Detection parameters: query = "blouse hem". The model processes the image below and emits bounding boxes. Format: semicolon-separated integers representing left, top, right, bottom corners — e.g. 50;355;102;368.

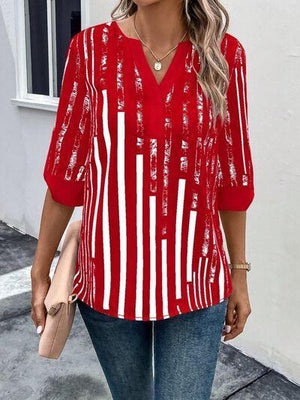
74;286;233;322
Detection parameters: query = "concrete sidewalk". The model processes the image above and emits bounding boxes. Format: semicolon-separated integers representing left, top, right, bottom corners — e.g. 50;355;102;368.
0;221;299;400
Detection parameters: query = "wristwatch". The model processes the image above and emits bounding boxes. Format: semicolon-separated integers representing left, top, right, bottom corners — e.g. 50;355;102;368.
228;262;251;271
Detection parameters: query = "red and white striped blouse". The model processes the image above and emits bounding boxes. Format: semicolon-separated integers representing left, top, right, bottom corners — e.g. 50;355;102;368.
43;20;255;321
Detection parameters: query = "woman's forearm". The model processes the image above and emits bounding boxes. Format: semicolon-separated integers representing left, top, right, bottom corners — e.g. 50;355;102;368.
218;210;247;264
219;210;252;342
31;189;74;278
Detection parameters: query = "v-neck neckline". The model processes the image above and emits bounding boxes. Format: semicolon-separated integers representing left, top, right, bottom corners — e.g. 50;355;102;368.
112;20;191;100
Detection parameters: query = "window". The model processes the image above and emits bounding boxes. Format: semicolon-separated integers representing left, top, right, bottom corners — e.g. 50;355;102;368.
13;0;89;111
25;0;81;97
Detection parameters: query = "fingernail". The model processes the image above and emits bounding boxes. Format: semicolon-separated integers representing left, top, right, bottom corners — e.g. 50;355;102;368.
36;325;43;334
223;324;231;334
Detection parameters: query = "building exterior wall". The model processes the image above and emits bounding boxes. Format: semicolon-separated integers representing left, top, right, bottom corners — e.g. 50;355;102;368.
0;0;299;384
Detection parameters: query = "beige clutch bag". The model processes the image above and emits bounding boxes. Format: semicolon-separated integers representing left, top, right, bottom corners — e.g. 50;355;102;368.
38;219;81;359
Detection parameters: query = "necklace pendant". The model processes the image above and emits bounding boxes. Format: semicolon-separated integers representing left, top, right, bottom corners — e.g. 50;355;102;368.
154;61;162;71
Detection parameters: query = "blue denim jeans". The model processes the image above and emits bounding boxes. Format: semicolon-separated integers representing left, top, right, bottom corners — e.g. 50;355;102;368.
77;298;228;400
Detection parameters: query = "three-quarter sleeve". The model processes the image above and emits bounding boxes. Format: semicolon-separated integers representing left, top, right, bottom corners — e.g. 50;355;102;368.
217;40;255;211
43;32;91;207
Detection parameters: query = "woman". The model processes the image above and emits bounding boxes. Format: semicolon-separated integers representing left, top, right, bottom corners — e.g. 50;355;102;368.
31;0;254;399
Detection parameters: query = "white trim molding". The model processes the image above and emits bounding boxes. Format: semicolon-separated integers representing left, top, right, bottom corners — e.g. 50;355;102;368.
81;0;91;29
11;96;59;112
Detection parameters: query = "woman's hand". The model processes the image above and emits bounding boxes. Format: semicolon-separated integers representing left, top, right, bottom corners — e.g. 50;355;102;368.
30;189;74;335
30;269;51;335
223;269;252;341
218;209;252;341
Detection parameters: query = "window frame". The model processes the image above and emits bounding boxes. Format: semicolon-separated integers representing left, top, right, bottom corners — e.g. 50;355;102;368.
11;0;90;112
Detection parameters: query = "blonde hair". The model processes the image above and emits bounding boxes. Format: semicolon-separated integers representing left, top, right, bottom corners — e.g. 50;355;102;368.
111;0;230;126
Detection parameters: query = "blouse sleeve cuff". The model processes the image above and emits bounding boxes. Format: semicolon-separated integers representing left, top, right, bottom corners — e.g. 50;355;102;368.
43;170;84;207
217;186;255;211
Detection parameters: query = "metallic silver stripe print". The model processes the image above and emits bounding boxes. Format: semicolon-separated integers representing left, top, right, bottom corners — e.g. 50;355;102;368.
235;67;247;175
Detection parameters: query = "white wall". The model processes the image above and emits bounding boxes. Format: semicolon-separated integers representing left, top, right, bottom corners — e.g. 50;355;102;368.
222;0;300;385
87;0;112;25
0;0;299;385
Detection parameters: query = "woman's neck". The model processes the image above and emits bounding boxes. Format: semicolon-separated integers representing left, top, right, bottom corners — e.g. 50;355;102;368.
131;2;188;51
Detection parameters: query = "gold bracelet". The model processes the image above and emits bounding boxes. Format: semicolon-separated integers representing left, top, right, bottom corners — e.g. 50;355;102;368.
229;262;251;271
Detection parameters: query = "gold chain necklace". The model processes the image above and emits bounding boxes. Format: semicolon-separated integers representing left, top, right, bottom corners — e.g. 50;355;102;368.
132;13;188;71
